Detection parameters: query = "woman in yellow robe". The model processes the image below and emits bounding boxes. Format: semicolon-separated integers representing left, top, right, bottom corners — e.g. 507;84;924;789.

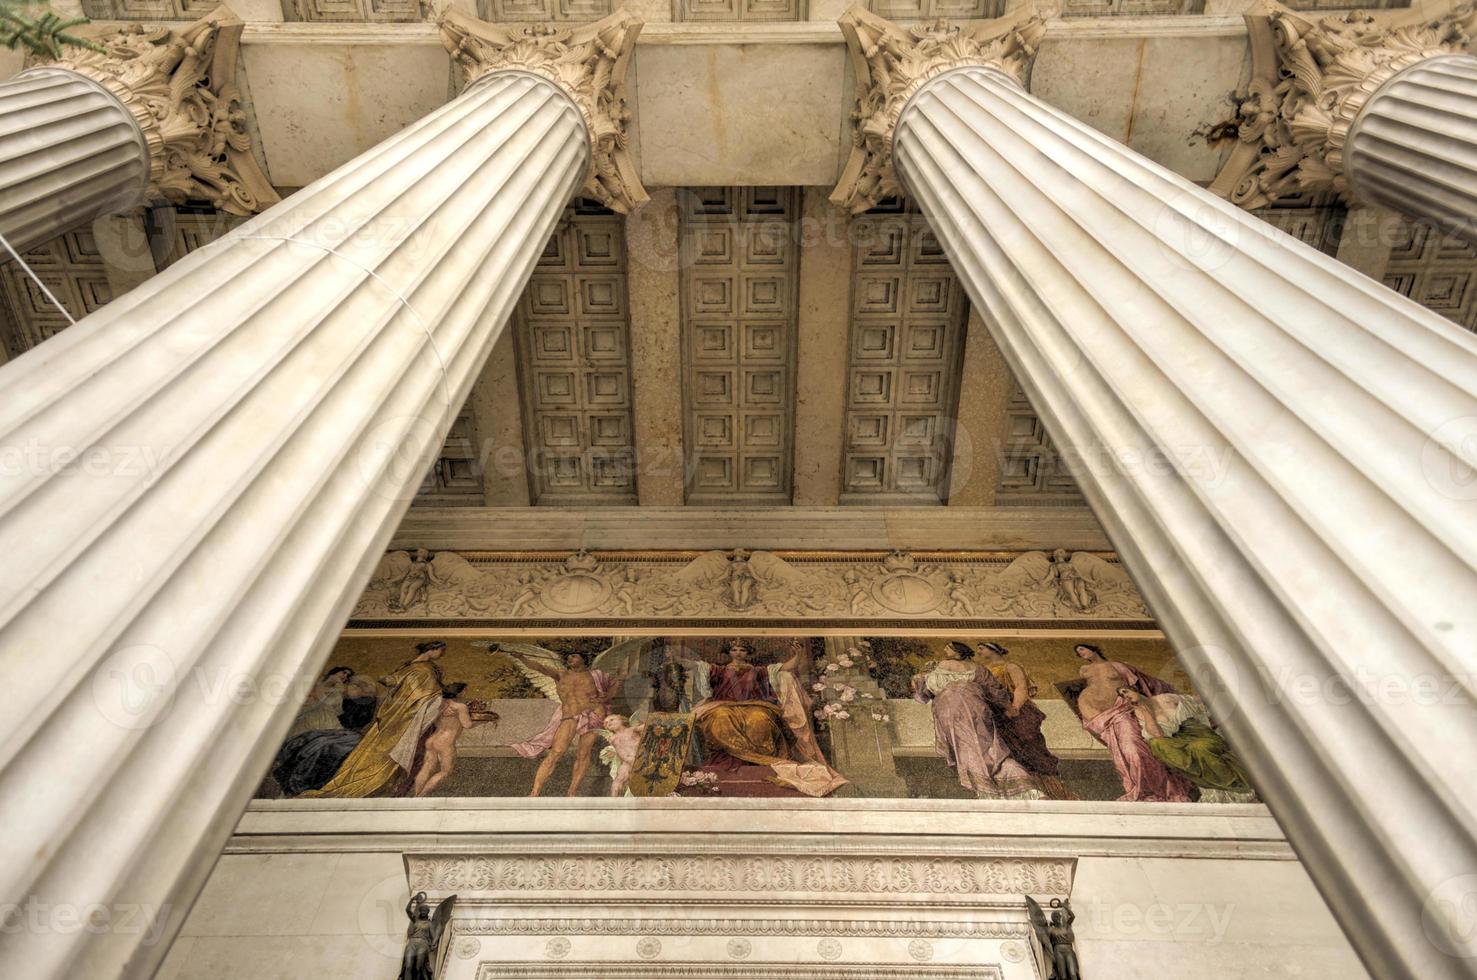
301;642;447;799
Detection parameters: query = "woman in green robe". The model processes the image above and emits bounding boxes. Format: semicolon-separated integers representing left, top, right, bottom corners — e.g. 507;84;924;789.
1116;687;1257;803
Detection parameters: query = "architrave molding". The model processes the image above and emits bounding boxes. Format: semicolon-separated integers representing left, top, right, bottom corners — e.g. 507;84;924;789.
440;7;649;214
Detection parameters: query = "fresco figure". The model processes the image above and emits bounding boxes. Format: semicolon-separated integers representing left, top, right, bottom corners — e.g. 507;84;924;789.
301;641;449;799
913;641;1046;800
599;714;646;797
1118;687;1257;803
1071;643;1192;802
502;639;644;796
412;683;498;797
288;666;352;737
974;641;1071;799
673;639;847;797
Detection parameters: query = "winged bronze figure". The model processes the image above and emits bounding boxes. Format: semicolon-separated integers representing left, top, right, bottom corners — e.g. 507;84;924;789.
399;891;456;980
1026;895;1080;979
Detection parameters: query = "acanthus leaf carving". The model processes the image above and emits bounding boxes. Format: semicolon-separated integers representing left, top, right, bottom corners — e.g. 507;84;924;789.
440;7;648;214
33;7;279;217
1210;0;1477;210
830;4;1048;214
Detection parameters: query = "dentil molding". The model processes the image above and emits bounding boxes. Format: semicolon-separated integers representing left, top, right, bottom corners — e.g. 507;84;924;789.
830;4;1048;214
440;7;648;214
407;852;1074;898
1209;0;1477;209
32;7;279;216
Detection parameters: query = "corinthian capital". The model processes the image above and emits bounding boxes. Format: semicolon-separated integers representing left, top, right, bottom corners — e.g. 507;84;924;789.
829;4;1048;214
440;8;648;214
1211;0;1477;209
35;7;279;216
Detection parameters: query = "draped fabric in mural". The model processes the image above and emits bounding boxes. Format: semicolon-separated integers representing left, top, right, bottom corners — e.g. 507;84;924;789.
261;635;1256;804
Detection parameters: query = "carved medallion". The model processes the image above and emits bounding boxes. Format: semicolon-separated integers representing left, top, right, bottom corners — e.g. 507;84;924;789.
636;937;662;959
544;936;571;959
455;937;482;960
908;938;934;962
727;938;752;960
816;938;843;960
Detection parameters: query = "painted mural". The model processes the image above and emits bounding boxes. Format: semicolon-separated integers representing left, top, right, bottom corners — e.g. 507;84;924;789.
259;635;1256;804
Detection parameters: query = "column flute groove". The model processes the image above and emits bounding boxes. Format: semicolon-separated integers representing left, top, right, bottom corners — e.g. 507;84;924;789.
0;10;646;980
832;7;1477;979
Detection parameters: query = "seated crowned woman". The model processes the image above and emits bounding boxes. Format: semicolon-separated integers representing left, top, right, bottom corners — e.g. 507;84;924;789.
673;639;847;798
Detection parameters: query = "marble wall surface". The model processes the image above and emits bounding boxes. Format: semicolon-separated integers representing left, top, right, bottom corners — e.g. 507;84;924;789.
155;801;1369;980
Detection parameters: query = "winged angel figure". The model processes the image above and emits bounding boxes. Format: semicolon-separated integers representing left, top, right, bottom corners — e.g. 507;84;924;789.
1026;895;1079;979
987;549;1148;618
399;892;455;980
475;638;650;796
644;549;841;615
354;549;501;618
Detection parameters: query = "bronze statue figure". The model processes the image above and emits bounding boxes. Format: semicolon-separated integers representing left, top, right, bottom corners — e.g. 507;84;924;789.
1027;895;1080;980
399;891;455;980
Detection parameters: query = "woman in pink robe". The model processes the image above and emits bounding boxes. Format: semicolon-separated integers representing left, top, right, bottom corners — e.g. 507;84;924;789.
1073;643;1192;802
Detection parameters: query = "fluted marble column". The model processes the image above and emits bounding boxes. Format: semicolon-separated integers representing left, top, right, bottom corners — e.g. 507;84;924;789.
0;8;277;253
833;8;1477;980
1212;1;1477;243
1346;55;1477;238
0;69;148;251
0;10;644;979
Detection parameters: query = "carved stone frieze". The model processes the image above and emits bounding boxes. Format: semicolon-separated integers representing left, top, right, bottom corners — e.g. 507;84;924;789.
476;967;1002;980
440;7;648;214
408;852;1073;897
1209;0;1477;209
33;9;279;216
348;547;1152;623
830;5;1047;213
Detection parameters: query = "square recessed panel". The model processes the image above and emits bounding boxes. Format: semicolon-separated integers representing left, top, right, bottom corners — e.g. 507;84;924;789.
691;276;734;314
575;224;621;267
744;413;782;447
693;227;734;264
543;451;583;488
900;369;944;405
743;369;784;405
583;324;626;361
696;414;734;448
908;276;953;314
589;413;629;446
741;275;786;315
694;455;734;489
694;369;735;405
532;325;574;360
897;414;937;446
743;222;790;267
742;323;783;361
693;325;734;361
846;456;886;489
577;275;625;317
895;455;934;488
858;276;902;314
535;370;578;405
854;324;896;360
535;230;570;269
904;323;949;360
585;370;628;406
540;414;581;447
848;414;889;448
527;278;571;315
591;451;634;488
851;370;893;405
742;455;781;489
858;222;907;266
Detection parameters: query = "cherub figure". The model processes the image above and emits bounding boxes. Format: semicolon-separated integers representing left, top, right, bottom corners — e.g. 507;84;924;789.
500;639;648;796
599;713;647;797
412;683;498;798
390;548;439;613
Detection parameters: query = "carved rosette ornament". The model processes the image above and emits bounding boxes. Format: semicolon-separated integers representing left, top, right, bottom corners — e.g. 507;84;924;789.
31;7;278;216
1210;0;1477;209
830;5;1047;214
440;8;648;214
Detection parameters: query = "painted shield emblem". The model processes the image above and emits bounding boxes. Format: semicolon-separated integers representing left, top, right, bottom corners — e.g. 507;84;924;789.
628;712;694;797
